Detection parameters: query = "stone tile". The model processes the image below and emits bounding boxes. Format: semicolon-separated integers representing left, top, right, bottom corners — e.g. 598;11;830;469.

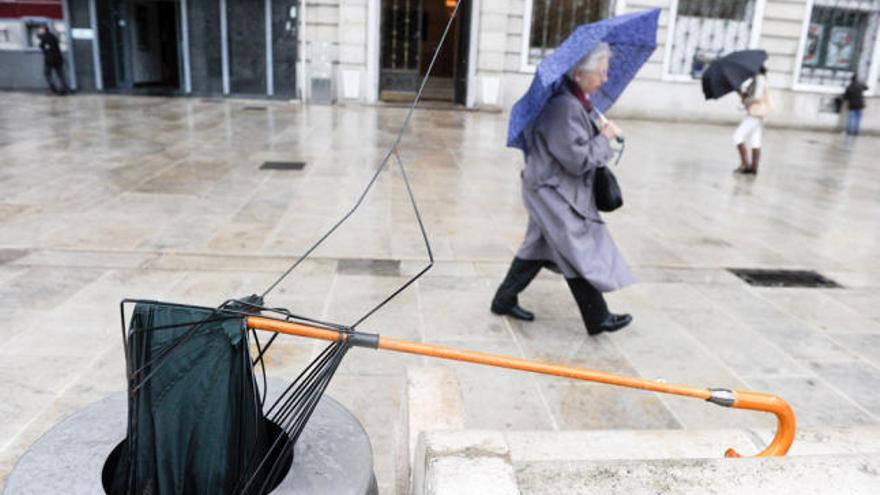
418;277;509;342
337;258;401;277
831;333;880;367
535;376;681;430
506;429;758;462
669;310;811;377
827;289;880;320
431;340;556;431
751;318;858;365
745;376;878;429
0;249;29;265
756;288;880;333
0;266;104;310
807;360;880;414
10;249;156;270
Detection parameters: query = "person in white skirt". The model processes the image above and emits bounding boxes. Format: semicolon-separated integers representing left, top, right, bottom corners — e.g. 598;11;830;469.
733;65;772;175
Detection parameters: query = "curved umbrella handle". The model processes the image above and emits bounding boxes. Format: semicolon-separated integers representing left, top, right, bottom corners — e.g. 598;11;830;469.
711;389;796;457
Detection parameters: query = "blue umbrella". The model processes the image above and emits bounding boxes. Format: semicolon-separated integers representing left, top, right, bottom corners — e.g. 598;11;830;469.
507;9;660;151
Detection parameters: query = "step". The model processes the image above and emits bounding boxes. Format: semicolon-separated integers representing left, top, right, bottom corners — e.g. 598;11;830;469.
411;429;880;495
516;454;880;494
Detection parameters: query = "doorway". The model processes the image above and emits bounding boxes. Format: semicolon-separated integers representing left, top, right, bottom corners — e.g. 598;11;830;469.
379;0;471;104
97;0;182;94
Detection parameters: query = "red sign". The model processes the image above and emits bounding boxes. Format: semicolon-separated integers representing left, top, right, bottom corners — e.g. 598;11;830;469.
0;1;64;20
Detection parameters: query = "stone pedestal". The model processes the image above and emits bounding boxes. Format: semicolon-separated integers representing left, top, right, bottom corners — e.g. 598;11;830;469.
4;392;377;495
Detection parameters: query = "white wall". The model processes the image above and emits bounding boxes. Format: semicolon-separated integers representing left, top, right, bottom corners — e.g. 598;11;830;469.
304;0;879;132
485;0;879;131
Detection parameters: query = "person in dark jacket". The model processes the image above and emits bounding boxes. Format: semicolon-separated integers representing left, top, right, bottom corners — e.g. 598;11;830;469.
843;75;867;136
490;43;634;337
37;25;69;95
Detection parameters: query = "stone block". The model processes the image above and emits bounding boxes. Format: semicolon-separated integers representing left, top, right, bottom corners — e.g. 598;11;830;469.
761;18;804;39
759;35;801;56
506;16;523;38
504;53;521;72
480;12;508;33
515;454;880;494
506;34;522;54
340;24;366;45
425;457;518;495
764;1;808;22
482;0;511;15
407;365;465;464
478;52;505;72
310;25;337;43
340;43;366;65
311;4;340;24
506;429;760;462
479;32;507;53
412;430;516;495
340;4;367;24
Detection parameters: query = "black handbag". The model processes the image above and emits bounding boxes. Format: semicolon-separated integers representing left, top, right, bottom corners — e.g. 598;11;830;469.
594;165;623;212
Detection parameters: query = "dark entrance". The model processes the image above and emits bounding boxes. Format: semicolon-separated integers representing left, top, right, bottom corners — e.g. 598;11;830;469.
225;0;299;97
379;0;471;104
96;0;182;94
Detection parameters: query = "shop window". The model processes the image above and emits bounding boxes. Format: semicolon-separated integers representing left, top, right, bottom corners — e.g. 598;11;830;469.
666;0;759;78
798;0;880;87
522;0;616;67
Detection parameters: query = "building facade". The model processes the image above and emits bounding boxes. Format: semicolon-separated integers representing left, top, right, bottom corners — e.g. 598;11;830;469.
1;0;878;131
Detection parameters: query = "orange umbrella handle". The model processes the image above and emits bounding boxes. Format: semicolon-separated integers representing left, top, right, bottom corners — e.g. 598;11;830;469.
247;316;795;457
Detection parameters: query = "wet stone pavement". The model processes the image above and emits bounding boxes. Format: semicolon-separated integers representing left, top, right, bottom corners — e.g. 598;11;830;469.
1;92;879;493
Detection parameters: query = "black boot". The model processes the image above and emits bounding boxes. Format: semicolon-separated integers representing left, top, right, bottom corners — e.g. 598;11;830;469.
565;278;631;335
491;258;543;321
592;313;633;334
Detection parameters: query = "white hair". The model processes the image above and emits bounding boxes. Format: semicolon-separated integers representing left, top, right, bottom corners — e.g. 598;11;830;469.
568;43;612;79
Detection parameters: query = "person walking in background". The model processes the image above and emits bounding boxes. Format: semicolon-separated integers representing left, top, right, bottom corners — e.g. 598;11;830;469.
733;65;771;175
843;75;867;136
37;24;69;95
491;43;634;337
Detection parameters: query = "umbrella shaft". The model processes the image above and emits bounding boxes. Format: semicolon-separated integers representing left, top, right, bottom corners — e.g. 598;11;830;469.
246;316;709;399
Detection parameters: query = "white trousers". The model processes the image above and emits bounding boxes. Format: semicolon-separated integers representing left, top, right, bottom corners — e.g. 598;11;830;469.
733;116;763;148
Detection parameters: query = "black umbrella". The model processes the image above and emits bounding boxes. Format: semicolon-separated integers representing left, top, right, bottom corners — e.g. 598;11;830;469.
701;49;767;100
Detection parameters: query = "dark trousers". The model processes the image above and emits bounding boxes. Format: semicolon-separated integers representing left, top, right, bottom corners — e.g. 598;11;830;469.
492;257;609;331
44;63;69;95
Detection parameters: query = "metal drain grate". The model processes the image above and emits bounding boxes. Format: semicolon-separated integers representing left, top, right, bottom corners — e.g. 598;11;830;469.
244;106;267;111
337;259;401;277
260;161;306;171
728;268;842;288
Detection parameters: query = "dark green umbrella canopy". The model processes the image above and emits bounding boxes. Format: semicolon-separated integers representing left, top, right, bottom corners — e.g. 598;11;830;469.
103;302;295;494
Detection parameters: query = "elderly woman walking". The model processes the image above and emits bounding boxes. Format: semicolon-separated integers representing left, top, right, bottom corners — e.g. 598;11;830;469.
491;43;635;336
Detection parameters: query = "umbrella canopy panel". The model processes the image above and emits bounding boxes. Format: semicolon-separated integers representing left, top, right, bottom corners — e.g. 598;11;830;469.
104;302;285;495
701;49;767;100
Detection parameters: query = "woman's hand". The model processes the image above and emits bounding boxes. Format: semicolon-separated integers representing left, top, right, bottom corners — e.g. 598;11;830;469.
601;120;622;140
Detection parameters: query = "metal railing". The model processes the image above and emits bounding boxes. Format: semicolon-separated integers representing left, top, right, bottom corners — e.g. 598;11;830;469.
668;0;756;77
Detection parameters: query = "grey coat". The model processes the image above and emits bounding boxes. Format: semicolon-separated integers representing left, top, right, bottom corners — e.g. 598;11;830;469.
515;89;635;292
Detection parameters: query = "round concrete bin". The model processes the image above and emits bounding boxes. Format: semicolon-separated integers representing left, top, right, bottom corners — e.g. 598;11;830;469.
4;392;377;495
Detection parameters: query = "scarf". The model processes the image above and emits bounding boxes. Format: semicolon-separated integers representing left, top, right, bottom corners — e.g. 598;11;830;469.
564;77;594;113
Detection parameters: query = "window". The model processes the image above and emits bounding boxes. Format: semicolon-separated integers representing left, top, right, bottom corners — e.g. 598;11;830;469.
666;0;759;78
25;20;49;48
523;0;616;67
798;0;880;87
